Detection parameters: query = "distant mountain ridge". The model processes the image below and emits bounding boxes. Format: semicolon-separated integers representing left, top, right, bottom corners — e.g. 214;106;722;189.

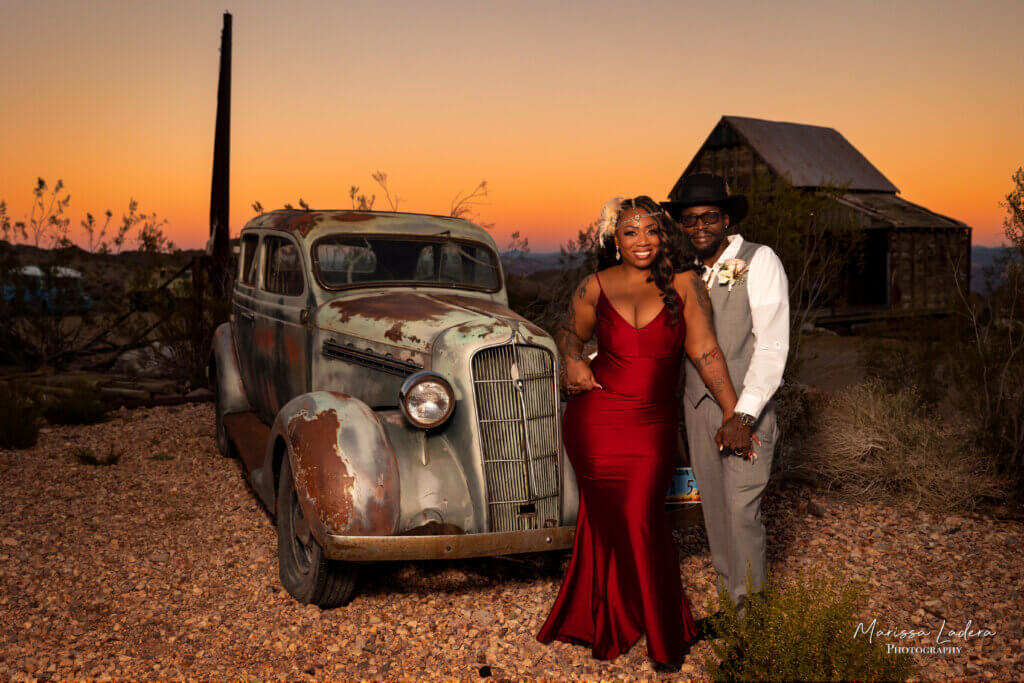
971;245;1013;292
500;251;583;275
501;246;1014;293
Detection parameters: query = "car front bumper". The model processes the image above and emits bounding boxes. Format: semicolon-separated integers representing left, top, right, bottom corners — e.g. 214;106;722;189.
321;505;702;561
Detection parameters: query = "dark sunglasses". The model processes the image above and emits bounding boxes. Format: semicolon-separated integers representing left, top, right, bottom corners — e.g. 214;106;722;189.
679;210;722;228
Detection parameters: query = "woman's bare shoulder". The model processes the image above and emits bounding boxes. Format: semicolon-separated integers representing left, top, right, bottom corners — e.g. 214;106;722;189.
571;270;606;305
671;268;703;299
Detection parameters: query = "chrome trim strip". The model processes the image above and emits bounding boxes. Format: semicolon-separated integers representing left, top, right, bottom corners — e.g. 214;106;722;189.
322;340;422;377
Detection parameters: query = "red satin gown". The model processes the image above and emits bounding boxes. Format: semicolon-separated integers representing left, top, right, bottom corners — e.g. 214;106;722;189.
537;273;698;663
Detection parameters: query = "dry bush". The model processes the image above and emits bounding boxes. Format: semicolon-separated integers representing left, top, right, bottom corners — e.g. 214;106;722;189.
71;443;123;466
771;379;813;474
797;380;1009;512
0;382;44;449
43;380;108;425
705;565;914;682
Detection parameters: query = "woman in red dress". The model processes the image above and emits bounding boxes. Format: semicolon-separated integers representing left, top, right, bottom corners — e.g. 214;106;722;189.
537;196;739;670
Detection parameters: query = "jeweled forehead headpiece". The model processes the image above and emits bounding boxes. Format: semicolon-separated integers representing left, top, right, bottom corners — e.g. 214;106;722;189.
597;197;662;243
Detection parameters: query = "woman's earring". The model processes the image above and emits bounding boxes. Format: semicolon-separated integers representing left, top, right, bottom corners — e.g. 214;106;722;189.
615;243;620;260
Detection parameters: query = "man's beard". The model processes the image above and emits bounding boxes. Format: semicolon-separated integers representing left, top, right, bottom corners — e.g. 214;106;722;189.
689;233;726;260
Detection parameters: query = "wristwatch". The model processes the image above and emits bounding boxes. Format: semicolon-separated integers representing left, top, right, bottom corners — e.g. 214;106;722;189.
735;412;757;428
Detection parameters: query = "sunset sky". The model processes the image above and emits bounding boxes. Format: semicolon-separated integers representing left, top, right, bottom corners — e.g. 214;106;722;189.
2;0;1021;251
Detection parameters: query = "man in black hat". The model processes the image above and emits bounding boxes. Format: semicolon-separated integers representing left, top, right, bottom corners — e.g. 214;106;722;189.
662;173;789;619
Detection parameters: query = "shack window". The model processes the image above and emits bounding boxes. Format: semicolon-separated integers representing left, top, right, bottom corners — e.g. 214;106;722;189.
239;235;259;286
263;237;305;296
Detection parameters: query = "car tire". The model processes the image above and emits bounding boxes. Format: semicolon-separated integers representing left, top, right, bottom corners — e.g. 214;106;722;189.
212;374;235;458
276;457;359;607
537;550;567;578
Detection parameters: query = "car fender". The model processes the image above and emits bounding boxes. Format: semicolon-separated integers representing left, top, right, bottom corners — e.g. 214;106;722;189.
270;391;401;542
210;322;252;416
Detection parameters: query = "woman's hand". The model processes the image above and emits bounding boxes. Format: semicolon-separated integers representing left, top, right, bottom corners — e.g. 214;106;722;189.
557;273;601;394
715;415;761;461
564;358;603;394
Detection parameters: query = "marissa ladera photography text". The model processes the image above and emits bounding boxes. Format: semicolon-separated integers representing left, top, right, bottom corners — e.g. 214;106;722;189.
854;617;996;657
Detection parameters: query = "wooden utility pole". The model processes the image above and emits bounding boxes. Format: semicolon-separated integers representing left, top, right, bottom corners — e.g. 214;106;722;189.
208;11;232;298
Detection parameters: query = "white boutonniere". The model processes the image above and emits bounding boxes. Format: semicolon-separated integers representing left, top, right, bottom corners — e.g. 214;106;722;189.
716;258;749;291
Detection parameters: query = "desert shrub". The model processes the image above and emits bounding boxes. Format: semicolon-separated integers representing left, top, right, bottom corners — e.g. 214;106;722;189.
141;257;232;389
944;166;1024;491
704;567;914;682
771;378;813;474
956;351;1024;487
72;443;123;466
796;380;1009;511
43;381;108;425
950;258;1024;489
951;321;1024;489
0;383;44;449
524;222;600;338
860;338;948;407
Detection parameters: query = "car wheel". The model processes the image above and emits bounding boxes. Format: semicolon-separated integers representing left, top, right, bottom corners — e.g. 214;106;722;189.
536;550;567;577
276;457;359;607
212;375;234;458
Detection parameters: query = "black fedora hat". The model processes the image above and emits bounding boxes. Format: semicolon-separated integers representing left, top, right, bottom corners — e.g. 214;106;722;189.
661;173;748;225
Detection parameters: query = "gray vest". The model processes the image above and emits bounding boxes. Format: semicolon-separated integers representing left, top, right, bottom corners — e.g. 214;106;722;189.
684;238;763;409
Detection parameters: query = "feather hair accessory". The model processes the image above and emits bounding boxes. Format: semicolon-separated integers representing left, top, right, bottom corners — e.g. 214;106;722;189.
597;196;625;244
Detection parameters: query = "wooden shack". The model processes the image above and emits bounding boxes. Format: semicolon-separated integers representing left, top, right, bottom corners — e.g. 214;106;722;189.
669;115;972;323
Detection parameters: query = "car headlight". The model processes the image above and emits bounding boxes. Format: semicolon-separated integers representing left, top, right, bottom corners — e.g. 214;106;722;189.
399;372;454;429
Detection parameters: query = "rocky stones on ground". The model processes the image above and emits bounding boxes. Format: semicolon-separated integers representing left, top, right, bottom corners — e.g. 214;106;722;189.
807;500;827;517
0;403;1021;681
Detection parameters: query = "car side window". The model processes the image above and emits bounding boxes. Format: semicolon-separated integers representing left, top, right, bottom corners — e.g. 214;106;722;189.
263;237;305;296
239;235;260;286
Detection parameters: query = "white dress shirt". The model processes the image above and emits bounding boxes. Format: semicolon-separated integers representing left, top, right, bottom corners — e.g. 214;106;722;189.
700;234;790;418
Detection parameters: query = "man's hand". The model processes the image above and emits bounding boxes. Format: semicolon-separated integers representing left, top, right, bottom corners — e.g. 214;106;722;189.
715;414;761;460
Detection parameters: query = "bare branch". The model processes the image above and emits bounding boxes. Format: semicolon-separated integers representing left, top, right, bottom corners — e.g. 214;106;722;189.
371;171;400;212
450;180;490;225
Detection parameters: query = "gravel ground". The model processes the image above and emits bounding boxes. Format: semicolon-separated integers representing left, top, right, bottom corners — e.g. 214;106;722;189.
1;403;1022;681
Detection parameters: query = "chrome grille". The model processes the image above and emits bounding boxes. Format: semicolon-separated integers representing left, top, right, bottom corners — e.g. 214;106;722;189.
471;344;560;532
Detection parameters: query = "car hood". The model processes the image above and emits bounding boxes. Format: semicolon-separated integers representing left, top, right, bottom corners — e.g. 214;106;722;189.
316;291;549;354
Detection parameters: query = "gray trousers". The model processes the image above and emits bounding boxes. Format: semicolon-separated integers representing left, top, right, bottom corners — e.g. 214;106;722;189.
684;397;777;613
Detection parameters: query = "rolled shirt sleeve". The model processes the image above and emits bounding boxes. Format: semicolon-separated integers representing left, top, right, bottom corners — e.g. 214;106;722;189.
733;245;790;419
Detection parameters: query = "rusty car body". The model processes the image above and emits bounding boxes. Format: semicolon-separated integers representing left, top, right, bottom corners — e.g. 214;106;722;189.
210;209;699;606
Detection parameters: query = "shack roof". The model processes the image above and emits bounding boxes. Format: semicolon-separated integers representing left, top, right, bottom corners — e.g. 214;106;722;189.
242;210;497;249
676;115;900;194
835;193;968;230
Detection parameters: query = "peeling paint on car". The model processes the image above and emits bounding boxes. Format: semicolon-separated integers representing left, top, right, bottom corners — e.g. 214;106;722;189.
281;393;400;537
331;212;375;222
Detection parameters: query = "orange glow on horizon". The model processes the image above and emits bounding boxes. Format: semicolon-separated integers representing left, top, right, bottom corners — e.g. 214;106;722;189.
1;1;1020;253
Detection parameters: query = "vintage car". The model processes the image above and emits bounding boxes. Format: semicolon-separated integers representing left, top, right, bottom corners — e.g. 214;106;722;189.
210;209;700;606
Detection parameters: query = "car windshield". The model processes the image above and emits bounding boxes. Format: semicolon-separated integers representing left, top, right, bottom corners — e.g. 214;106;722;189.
315;236;501;290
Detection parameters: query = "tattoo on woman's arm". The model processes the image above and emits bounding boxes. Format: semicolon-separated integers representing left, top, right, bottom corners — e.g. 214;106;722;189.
694;364;730;402
558;327;586;362
557;276;592;362
691;347;723;368
699;354;738;407
692;276;714;323
576;274;593;300
708;372;728;396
